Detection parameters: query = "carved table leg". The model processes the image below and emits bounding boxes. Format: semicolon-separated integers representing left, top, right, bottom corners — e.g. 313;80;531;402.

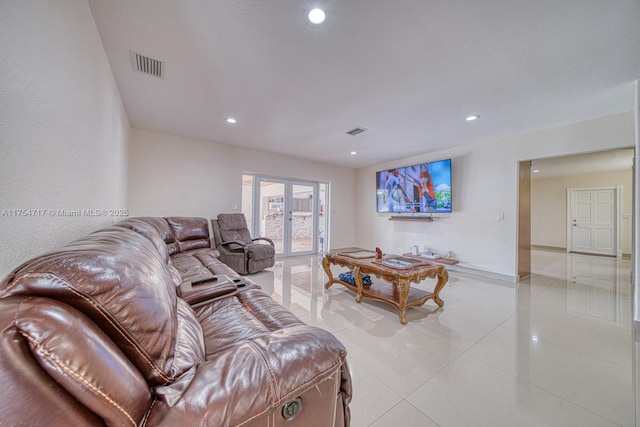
432;268;449;307
322;256;334;289
397;278;411;325
353;266;364;303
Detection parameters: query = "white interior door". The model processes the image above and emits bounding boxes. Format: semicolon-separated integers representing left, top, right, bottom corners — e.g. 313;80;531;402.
569;188;617;256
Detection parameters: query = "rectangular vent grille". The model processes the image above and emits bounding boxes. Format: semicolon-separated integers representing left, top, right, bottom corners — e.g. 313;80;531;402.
346;127;367;136
131;51;163;78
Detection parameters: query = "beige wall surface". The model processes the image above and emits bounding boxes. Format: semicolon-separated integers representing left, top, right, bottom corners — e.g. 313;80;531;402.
0;0;129;278
0;1;634;284
355;112;635;280
531;171;633;253
632;80;639;427
128;128;357;250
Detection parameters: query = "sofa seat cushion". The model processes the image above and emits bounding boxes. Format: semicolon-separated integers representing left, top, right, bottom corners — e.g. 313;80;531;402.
193;292;301;359
188;248;223;269
177;238;210;252
247;243;275;261
170;253;214;283
171;249;261;286
186;248;238;277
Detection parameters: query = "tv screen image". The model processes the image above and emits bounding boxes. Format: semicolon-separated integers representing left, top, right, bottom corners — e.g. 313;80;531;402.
376;158;452;213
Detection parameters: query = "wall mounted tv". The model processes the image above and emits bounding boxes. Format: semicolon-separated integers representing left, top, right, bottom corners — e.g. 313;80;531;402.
376;158;452;213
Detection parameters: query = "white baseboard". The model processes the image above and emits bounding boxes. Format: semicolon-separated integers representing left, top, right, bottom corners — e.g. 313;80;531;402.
444;263;518;285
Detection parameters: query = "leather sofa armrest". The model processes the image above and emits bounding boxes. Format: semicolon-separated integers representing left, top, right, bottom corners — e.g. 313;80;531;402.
176;276;237;306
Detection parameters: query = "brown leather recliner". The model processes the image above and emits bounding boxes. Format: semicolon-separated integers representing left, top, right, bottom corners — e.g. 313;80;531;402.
0;217;351;426
211;213;276;274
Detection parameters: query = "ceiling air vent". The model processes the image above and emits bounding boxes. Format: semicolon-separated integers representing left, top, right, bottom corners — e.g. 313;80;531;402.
346;127;367;136
131;51;163;78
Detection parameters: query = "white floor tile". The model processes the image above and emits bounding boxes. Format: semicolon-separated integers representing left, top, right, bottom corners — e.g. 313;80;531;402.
334;321;465;397
467;326;634;426
369;400;439;427
407;354;621;427
345;359;404;427
249;249;634;427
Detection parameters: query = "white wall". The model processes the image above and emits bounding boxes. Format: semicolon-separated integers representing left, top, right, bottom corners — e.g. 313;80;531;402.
633;79;640;427
531;171;633;253
355;112;635;280
0;0;129;278
128;128;356;250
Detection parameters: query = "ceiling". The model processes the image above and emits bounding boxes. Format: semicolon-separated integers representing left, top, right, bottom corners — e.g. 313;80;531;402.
531;148;634;179
87;0;640;168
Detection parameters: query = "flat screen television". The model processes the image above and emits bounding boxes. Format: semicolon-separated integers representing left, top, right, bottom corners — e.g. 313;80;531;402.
376;158;452;213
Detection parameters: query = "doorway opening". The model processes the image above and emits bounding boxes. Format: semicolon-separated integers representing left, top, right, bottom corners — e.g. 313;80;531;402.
518;148;635;280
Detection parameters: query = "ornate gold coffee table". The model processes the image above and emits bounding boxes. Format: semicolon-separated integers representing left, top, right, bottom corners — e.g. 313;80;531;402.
323;249;449;324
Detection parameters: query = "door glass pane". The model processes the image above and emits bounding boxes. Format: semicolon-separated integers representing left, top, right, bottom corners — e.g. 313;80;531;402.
291;184;314;253
259;181;285;254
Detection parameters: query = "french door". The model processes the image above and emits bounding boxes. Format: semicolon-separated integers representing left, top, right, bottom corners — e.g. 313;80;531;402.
253;177;319;257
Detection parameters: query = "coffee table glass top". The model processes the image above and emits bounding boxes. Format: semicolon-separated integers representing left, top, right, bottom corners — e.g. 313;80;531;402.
376;256;426;269
336;249;377;259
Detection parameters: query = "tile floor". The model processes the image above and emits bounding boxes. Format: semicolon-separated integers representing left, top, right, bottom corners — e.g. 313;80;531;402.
250;249;634;426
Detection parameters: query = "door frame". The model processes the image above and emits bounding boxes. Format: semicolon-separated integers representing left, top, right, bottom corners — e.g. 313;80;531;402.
517;160;532;280
566;186;622;257
252;175;320;258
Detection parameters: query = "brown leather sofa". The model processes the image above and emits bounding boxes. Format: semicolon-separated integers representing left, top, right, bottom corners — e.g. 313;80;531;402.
0;217;351;426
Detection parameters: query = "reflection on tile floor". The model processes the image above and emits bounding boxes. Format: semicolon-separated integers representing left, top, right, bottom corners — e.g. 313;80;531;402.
249;250;634;427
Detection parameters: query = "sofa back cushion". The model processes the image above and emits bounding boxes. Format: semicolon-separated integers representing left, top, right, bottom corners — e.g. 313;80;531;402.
2;297;152;426
114;217;172;263
216;214;252;249
116;216;178;255
0;226;204;386
166;217;211;253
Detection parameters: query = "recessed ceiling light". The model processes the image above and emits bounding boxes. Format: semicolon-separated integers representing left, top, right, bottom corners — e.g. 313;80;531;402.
346;127;367;135
466;115;479;121
532;169;540;173
350;151;357;155
307;8;326;24
225;117;237;124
